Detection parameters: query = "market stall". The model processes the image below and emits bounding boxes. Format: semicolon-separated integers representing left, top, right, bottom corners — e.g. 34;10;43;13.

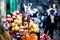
2;11;51;40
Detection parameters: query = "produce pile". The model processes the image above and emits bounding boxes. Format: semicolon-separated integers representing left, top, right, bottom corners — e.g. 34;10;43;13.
2;11;51;40
40;32;51;40
22;33;38;40
1;11;40;40
3;11;40;33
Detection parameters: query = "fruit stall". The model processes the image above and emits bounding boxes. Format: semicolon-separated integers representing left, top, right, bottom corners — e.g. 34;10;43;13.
1;11;51;40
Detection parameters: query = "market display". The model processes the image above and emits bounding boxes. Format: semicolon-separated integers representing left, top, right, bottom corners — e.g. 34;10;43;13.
40;32;51;40
2;11;51;40
22;33;38;40
5;11;40;33
30;19;40;32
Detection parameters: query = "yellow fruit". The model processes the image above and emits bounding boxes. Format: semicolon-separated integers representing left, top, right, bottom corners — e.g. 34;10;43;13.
14;25;20;31
33;24;38;28
17;15;22;20
12;27;15;31
33;29;39;32
31;28;34;32
30;22;33;25
29;22;33;28
12;22;16;27
17;15;20;19
14;19;18;24
17;20;22;26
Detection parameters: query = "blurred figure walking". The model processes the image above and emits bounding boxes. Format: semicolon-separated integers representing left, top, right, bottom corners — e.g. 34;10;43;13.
44;9;56;39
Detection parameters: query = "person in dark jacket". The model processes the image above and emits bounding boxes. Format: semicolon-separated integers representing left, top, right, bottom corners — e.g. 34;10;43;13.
33;12;38;17
44;10;56;39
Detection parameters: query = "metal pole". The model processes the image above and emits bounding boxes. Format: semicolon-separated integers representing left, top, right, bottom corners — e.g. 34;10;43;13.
28;16;30;34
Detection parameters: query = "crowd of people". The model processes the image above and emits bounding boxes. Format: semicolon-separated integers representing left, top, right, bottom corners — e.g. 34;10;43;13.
42;6;60;39
26;4;60;39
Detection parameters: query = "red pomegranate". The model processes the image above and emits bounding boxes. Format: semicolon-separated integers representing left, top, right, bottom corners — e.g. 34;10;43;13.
6;18;12;23
6;14;11;18
12;12;17;16
12;16;16;20
16;11;20;15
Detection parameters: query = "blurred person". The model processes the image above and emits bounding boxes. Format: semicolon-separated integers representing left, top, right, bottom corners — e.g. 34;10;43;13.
53;3;58;15
46;4;57;16
33;11;41;29
33;11;38;17
32;8;39;17
42;16;47;29
46;5;52;15
44;10;56;39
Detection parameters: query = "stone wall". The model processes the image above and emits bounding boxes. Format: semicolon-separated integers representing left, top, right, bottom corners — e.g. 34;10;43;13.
0;0;6;25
